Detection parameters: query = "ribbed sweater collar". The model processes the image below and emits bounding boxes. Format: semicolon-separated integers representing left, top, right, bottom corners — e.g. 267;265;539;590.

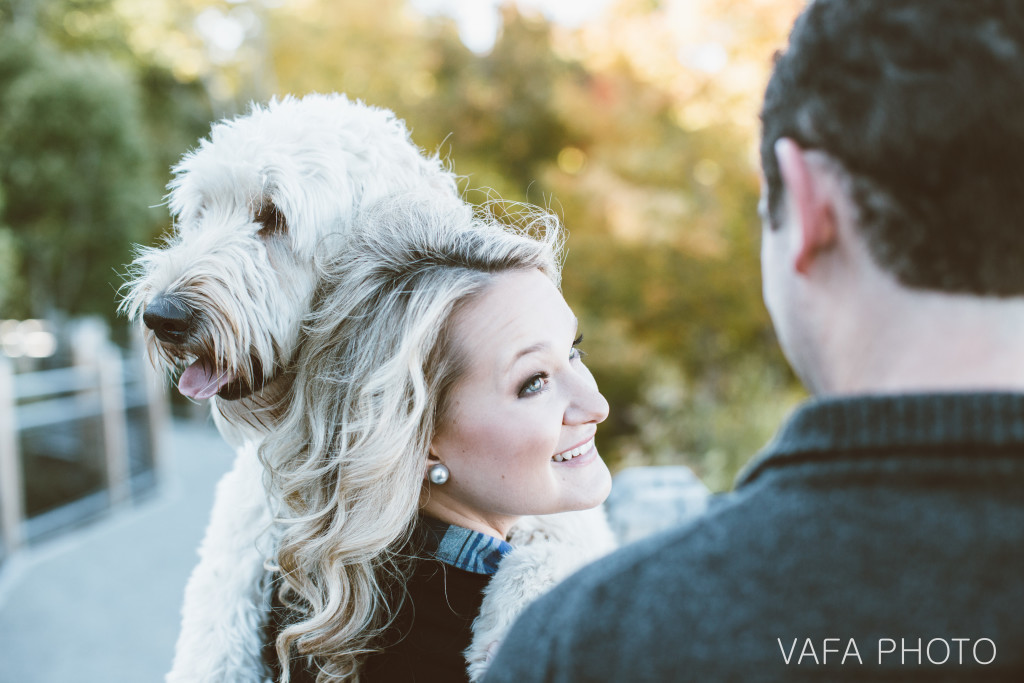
737;392;1024;487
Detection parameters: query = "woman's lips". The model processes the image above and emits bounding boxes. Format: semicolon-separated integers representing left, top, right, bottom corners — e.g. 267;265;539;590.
552;436;596;463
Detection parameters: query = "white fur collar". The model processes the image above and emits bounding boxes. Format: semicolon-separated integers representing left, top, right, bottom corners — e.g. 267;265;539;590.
465;507;616;681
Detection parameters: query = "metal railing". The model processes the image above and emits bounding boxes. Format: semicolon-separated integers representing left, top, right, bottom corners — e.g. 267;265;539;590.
0;325;167;559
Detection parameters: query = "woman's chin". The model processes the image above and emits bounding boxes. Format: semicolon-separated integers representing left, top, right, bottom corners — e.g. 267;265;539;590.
553;454;612;511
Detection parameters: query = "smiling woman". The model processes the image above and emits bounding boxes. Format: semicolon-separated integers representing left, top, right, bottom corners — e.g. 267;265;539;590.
425;269;611;539
257;193;614;682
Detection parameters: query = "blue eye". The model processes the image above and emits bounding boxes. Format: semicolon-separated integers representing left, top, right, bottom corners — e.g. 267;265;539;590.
519;373;549;397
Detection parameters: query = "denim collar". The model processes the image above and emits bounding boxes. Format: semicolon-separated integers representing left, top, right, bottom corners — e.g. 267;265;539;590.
420;516;512;576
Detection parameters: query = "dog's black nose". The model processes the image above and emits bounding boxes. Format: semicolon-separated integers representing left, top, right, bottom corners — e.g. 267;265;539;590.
143;296;194;344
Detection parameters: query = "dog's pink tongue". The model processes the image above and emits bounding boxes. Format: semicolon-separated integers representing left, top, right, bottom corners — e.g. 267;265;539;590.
178;361;236;400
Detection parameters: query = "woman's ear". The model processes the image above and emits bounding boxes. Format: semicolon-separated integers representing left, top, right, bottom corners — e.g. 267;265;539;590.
424;446;442;480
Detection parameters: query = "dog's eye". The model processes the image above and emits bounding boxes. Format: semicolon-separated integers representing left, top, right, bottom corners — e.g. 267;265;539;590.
255;203;287;237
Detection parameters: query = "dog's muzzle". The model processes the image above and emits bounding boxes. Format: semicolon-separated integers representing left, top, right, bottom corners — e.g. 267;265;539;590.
141;295;269;402
143;295;195;344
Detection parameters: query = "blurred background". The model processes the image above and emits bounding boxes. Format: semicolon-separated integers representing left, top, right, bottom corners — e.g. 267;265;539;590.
0;0;805;679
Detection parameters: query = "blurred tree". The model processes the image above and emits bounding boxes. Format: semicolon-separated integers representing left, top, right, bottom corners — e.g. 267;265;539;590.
445;9;575;192
0;30;157;318
0;189;22;316
0;0;214;321
266;0;428;105
11;0;215;202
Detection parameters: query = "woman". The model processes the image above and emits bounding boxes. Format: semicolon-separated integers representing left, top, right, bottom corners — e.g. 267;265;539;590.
260;194;615;682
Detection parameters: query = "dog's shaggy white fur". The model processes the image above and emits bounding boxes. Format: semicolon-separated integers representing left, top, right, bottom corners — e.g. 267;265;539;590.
123;93;461;442
123;93;617;682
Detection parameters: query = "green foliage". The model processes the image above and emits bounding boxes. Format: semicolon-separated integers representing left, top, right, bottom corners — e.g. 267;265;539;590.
0;194;21;315
0;0;213;320
0;29;160;318
441;11;576;191
134;64;214;191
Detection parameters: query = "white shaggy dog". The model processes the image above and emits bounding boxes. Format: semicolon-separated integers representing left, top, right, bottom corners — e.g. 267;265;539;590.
123;93;460;443
123;93;615;682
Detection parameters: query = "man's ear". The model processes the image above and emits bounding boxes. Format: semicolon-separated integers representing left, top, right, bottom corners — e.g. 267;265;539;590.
775;138;839;275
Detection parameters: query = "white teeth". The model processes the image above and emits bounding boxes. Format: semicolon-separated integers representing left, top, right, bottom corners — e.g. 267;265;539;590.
552;438;594;462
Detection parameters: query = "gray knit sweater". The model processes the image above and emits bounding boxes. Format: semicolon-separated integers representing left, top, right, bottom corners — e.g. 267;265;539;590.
484;393;1024;682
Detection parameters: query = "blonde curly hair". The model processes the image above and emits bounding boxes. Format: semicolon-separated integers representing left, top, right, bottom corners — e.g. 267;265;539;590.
260;193;564;681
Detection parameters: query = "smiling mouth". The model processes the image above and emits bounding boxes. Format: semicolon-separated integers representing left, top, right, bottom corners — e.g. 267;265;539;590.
552;437;595;462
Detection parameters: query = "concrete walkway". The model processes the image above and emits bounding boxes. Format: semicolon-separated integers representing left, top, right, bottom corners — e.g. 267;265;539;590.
0;419;235;683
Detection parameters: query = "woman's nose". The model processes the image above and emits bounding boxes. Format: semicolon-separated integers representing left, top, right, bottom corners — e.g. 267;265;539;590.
564;368;610;425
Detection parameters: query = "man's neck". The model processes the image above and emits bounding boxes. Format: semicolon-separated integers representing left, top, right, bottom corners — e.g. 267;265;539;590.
818;290;1024;396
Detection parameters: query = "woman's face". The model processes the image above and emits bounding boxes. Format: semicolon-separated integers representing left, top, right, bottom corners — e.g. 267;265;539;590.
423;268;611;539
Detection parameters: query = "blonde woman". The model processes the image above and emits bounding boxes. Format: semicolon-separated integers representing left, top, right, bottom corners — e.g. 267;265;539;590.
260;194;615;682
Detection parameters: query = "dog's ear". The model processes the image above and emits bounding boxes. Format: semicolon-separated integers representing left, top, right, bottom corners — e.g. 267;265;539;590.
255;201;288;237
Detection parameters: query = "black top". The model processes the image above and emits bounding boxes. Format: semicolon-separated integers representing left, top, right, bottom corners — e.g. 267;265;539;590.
361;560;489;682
485;392;1024;682
263;522;493;682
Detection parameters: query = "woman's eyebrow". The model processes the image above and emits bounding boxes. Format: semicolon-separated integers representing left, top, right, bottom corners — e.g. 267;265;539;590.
500;312;579;375
505;342;549;374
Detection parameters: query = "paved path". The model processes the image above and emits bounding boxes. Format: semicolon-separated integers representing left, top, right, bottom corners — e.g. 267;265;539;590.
0;419;234;683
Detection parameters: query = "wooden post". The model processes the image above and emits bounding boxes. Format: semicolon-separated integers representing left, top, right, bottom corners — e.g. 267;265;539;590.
132;327;169;477
73;319;132;508
97;342;131;506
0;355;24;553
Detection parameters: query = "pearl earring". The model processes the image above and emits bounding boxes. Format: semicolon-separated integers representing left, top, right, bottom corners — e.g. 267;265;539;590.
428;463;450;485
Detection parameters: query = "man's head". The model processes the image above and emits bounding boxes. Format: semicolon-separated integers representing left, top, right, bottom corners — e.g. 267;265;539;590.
759;0;1024;395
761;0;1024;295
